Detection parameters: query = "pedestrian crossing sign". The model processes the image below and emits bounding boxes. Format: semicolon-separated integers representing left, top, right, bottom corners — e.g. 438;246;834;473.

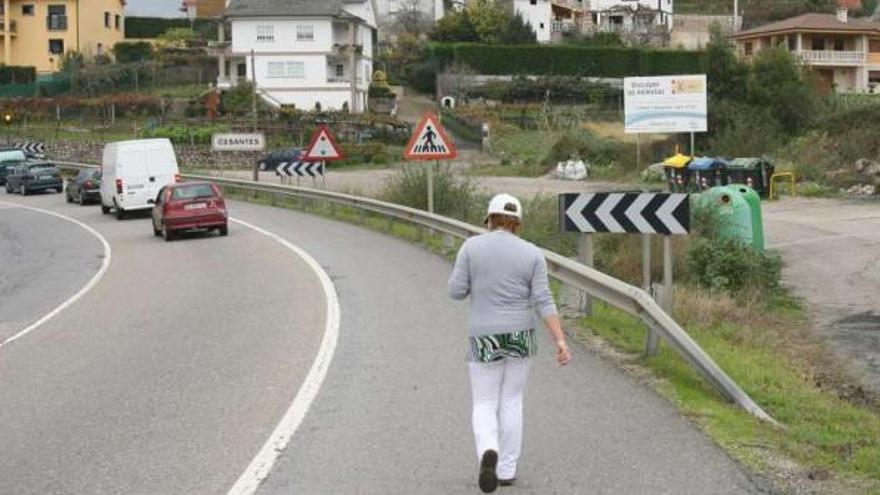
403;113;457;160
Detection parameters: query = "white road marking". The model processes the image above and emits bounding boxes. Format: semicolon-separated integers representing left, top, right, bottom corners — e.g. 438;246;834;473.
0;202;112;351
227;218;341;495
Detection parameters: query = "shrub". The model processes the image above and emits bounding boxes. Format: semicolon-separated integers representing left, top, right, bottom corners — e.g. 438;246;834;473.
338;142;391;166
220;82;256;116
380;164;483;221
685;237;783;294
543;131;625;168
144;123;231;144
113;42;154;63
125;16;217;40
428;43;706;78
706;100;783;157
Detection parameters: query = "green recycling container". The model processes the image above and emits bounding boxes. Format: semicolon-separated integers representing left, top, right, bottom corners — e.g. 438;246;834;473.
700;186;753;247
731;185;764;251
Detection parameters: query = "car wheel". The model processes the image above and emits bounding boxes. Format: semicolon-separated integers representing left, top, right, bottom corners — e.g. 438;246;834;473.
153;219;161;237
101;204;111;214
55;187;62;194
162;224;174;242
5;183;10;193
66;189;73;203
115;207;125;220
20;184;27;196
219;224;228;237
79;191;87;205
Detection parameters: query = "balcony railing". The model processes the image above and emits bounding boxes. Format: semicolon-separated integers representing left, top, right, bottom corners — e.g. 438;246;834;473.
799;50;865;64
47;15;68;31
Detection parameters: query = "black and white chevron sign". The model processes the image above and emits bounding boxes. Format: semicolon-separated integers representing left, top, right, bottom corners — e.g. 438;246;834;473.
560;193;690;235
276;161;324;177
12;142;45;156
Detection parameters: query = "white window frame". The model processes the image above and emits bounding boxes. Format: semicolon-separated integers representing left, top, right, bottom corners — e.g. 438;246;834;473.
256;24;275;42
296;24;315;41
267;61;306;79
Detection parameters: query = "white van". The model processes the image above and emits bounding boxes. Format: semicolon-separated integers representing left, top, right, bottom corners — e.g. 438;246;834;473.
100;139;180;219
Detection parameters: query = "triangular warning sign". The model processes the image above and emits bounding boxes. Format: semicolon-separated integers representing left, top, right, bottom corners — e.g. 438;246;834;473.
303;125;345;162
403;113;457;160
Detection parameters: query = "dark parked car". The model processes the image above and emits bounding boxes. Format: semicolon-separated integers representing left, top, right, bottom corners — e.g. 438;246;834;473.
151;181;228;241
5;161;63;195
66;169;102;205
0;160;25;186
257;148;302;172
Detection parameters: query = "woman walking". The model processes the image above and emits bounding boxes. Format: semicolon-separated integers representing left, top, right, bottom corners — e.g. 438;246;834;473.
448;193;572;493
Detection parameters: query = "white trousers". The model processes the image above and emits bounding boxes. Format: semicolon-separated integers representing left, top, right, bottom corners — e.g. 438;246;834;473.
468;358;530;480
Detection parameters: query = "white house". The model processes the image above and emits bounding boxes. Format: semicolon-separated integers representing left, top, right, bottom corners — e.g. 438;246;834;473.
374;0;444;36
509;0;553;43
590;0;674;33
218;0;377;112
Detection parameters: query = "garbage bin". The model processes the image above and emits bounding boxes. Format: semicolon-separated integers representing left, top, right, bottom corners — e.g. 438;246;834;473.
688;157;730;192
732;185;764;251
699;186;753;247
727;158;775;198
662;153;692;193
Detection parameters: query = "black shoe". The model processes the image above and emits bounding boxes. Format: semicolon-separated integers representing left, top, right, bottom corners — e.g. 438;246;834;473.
498;478;516;487
478;450;498;493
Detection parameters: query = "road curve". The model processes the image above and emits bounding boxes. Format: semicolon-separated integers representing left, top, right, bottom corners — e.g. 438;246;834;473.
0;191;328;494
224;200;763;494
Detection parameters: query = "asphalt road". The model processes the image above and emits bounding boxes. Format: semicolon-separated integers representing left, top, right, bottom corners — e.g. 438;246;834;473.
0;191;326;494
765;197;880;393
0;188;763;494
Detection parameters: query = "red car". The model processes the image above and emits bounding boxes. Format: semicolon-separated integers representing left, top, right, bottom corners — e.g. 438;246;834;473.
151;181;228;241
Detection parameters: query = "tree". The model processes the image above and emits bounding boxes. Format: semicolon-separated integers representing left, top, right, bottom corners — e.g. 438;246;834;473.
498;12;536;45
394;0;428;35
432;9;479;42
158;27;199;49
703;24;748;101
747;46;819;133
466;0;508;44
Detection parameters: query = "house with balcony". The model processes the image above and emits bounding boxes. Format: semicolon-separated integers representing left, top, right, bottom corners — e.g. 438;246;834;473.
588;0;673;35
0;0;125;73
181;0;228;19
218;0;376;112
730;6;880;93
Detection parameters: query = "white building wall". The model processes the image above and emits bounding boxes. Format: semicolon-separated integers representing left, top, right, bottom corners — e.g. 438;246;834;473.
514;0;552;43
232;18;335;53
591;0;672;12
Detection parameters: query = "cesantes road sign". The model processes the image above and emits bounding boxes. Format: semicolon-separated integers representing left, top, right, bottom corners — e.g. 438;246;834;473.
211;133;265;152
403;113;457;160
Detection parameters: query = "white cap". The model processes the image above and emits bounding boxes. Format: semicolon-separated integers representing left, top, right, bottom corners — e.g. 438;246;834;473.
484;193;522;223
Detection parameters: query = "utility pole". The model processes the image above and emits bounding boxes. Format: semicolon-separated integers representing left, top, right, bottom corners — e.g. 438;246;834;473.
733;0;739;32
250;49;257;131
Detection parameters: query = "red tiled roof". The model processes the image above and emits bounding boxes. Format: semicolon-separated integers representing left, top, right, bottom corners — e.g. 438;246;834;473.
837;0;862;9
731;12;880;38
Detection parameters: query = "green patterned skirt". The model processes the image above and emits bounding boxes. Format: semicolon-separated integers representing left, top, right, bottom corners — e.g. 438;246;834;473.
468;329;537;363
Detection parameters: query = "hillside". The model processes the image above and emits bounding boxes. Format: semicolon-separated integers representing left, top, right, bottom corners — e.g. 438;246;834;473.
676;0;839;26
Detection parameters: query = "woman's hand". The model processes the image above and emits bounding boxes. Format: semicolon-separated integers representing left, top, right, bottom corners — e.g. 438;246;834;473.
555;339;572;366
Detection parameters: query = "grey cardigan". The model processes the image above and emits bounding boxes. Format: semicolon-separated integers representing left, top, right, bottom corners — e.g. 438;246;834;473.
448;230;558;337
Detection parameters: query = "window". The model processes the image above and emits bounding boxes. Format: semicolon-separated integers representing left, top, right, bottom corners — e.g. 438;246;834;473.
335;64;344;77
47;5;67;30
834;37;844;51
97;43;103;56
267;61;306;79
104;12;110;28
870;71;880;84
48;39;64;54
530;0;536;4
870;39;880;53
256;25;274;42
744;42;753;56
115;15;121;30
812;37;824;50
539;22;545;29
22;5;34;15
297;25;314;41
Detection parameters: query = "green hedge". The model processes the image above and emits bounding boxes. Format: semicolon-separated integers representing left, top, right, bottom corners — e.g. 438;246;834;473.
112;42;154;63
0;66;36;85
125;17;218;40
428;43;706;77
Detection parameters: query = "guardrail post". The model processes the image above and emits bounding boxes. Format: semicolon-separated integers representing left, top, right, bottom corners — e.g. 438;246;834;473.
577;233;594;316
443;233;455;254
643;234;660;356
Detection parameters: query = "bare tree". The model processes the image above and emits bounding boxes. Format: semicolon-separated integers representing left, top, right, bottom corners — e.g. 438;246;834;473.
394;0;428;35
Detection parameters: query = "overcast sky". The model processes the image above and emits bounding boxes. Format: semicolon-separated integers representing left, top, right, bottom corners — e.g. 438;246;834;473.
126;0;185;17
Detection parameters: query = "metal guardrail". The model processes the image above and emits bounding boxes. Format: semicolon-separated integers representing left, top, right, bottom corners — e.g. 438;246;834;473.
55;161;777;424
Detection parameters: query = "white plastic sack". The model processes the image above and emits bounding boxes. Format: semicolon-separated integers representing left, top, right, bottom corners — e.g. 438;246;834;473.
572;160;588;180
556;162;566;179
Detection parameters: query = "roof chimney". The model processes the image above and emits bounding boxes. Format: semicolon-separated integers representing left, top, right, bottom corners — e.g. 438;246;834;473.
837;7;849;23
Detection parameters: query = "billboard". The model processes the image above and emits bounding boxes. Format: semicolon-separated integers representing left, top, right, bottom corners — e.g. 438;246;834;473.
624;75;707;134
